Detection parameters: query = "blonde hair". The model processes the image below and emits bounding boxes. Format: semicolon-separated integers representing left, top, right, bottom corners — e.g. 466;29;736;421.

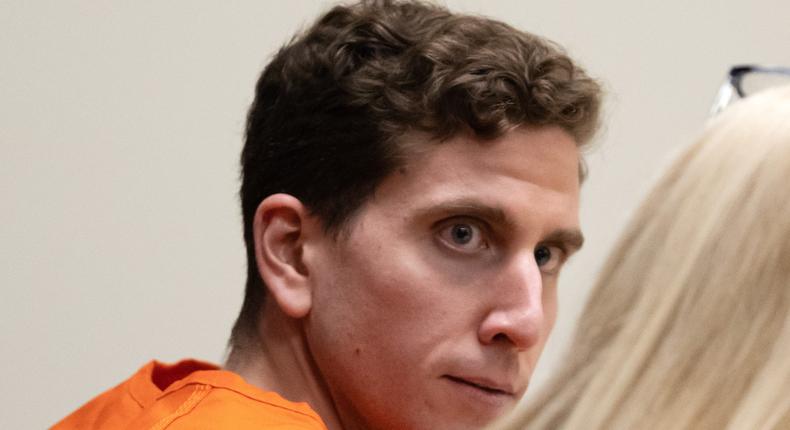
495;85;790;430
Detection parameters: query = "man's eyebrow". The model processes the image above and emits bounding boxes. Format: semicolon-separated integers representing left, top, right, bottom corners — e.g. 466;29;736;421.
543;228;585;252
414;199;516;228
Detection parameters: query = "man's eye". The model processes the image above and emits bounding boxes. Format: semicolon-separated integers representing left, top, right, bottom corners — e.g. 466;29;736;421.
534;245;564;273
437;222;488;252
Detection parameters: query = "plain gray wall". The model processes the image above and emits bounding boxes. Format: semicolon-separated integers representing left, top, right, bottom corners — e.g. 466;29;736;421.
2;1;789;428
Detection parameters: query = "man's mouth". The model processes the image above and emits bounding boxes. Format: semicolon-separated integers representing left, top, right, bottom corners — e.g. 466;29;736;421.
443;375;514;396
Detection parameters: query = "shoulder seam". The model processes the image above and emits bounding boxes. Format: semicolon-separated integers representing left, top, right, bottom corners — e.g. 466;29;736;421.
150;384;210;430
180;382;326;427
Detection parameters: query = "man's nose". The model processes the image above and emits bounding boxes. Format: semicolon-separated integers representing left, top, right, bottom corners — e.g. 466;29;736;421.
477;253;545;351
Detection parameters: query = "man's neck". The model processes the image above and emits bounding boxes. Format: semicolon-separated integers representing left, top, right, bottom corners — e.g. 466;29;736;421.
224;303;343;430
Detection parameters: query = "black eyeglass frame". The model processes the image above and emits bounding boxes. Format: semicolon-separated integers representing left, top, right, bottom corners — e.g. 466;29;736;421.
710;64;790;115
727;64;790;98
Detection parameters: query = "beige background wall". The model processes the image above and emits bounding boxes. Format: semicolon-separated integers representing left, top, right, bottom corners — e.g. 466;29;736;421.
2;1;789;428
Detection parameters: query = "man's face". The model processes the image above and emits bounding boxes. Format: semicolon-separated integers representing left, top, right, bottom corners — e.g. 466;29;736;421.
304;126;582;430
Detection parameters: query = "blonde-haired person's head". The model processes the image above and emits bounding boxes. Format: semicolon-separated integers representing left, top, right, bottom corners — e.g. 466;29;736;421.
494;84;790;430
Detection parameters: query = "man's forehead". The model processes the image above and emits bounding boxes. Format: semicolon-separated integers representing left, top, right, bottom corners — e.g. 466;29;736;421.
394;126;584;182
391;127;581;192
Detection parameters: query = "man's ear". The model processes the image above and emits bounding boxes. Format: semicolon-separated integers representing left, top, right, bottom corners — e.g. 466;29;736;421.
253;193;316;319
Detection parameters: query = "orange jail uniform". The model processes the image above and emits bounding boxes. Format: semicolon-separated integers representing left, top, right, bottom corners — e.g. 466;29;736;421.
51;359;328;430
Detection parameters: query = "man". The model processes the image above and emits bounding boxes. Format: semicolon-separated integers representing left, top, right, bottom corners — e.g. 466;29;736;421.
53;1;601;429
